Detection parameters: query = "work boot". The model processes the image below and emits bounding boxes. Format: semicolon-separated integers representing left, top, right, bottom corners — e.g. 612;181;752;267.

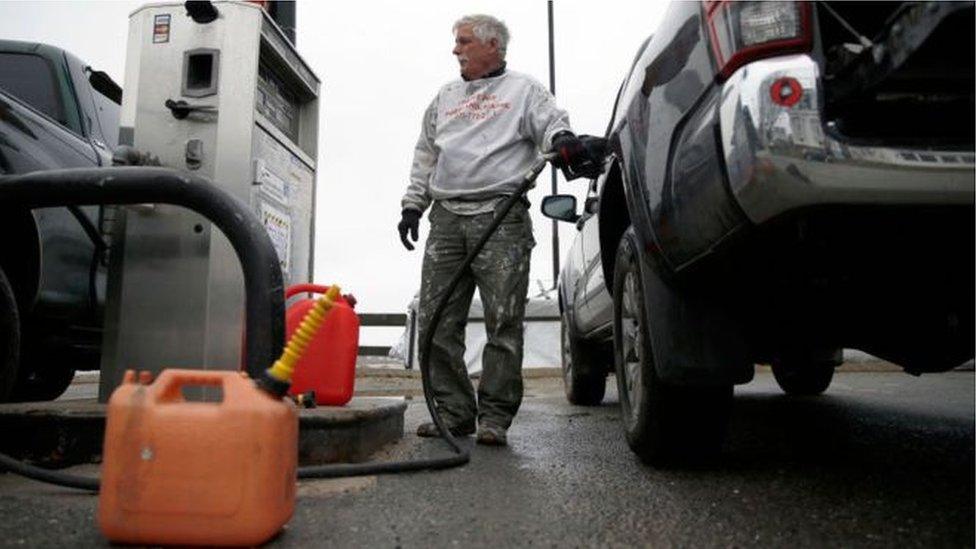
416;420;475;438
476;422;508;446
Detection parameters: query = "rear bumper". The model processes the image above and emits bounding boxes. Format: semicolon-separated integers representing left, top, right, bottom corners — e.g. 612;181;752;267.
719;54;975;225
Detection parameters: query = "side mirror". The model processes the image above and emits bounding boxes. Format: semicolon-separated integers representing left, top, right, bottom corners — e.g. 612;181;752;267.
87;69;122;104
541;195;579;223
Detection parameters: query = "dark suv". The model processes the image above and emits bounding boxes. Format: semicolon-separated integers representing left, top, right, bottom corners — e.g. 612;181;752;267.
0;39;121;401
543;1;974;464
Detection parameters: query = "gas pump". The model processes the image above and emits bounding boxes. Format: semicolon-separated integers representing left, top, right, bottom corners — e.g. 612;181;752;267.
98;1;320;400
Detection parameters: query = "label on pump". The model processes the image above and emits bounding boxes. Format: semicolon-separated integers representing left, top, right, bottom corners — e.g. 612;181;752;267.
260;201;292;275
254;159;289;206
152;14;170;44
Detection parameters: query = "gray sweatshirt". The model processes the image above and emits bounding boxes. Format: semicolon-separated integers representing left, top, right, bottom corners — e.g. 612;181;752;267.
401;69;572;214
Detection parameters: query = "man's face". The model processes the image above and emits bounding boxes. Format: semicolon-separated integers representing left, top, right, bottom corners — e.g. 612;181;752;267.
453;24;500;80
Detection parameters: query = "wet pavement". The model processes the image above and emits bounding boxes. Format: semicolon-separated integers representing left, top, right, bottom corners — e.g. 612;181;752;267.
0;366;972;547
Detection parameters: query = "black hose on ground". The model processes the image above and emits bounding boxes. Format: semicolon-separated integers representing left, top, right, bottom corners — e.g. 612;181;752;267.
0;157;554;488
297;155;553;479
0;452;99;492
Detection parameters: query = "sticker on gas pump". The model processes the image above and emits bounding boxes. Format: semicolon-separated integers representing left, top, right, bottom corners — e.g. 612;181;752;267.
260;202;291;275
153;14;171;44
254;159;289;206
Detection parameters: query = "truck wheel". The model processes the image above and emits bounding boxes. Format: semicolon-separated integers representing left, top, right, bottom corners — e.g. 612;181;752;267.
612;229;732;466
0;267;20;402
560;311;606;405
10;349;75;402
771;360;835;396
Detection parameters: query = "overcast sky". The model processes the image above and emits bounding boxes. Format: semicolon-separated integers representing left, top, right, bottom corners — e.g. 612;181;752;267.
0;0;667;328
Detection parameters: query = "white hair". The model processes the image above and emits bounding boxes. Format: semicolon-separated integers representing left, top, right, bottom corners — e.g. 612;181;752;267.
453;14;510;60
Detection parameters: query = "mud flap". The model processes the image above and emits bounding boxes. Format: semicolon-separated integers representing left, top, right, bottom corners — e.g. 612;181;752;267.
639;254;753;386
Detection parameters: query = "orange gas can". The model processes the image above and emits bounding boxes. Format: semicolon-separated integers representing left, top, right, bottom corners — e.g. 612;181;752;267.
285;284;360;406
98;369;298;547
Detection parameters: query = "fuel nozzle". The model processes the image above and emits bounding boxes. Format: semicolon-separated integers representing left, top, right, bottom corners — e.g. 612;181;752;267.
578;135;609;163
550;133;609;181
257;285;343;398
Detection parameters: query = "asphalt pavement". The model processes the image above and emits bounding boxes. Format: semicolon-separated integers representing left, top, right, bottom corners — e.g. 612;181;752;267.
0;368;972;548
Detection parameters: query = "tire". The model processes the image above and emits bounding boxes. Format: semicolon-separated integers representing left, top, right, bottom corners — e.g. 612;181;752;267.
560;311;606;406
612;229;732;465
0;267;21;402
771;360;835;396
11;323;77;402
11;361;76;402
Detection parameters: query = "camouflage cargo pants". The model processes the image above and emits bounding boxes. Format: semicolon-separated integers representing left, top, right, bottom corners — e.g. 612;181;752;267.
418;200;534;429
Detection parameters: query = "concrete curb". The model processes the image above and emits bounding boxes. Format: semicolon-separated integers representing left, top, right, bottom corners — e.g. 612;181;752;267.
299;398;406;464
0;397;406;468
0;401;105;469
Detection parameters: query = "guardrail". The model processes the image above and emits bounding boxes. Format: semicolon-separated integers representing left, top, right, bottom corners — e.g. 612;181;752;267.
356;311;560;370
357;313;412;357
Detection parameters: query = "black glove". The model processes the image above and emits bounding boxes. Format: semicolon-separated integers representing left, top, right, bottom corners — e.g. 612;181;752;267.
551;132;605;181
397;209;421;251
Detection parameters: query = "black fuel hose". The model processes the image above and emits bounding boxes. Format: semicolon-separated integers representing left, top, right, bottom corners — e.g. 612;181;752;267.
297;153;555;479
67;205;109;253
0;452;100;491
66;205;108;316
0;156;555;488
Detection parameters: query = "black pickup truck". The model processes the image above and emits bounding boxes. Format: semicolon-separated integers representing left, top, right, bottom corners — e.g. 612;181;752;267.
0;39;122;401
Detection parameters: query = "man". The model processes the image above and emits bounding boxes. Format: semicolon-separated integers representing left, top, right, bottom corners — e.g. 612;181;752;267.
398;14;599;446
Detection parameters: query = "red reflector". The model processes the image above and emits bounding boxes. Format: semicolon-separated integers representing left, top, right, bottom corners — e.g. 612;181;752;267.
770;77;802;107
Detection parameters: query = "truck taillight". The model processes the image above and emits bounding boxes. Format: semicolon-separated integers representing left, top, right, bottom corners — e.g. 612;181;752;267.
705;1;812;80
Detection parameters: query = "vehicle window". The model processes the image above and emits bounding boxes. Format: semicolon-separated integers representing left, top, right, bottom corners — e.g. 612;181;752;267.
84;68;122;147
89;87;121;148
0;53;65;125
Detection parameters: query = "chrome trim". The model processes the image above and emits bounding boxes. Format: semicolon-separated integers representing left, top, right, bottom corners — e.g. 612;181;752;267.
719;54;974;225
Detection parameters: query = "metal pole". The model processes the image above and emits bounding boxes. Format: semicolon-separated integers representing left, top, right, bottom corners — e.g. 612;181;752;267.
547;0;560;289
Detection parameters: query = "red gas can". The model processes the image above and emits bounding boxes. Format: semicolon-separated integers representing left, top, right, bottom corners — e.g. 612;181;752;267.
285;284;359;406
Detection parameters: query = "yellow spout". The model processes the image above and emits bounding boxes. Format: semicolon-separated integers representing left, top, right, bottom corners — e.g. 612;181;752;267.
267;285;341;386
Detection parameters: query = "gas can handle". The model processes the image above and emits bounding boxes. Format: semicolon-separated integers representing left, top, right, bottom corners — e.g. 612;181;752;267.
153;369;235;403
285;283;334;300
